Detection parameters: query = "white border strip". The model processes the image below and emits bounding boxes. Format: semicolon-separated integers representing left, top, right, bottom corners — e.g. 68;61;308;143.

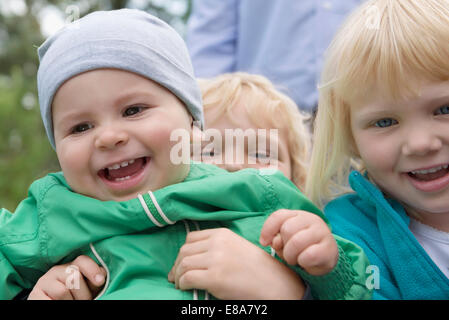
90;243;110;300
138;193;163;227
148;191;175;225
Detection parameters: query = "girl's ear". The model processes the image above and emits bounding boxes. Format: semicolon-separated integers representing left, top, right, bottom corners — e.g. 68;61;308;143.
348;140;360;158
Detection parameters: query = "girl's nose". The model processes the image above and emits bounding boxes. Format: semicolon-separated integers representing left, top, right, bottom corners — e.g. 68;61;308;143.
402;127;442;156
95;127;129;150
221;161;245;172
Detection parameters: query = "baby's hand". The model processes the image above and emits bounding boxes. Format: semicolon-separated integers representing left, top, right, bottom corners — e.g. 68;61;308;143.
167;228;306;299
260;209;339;276
28;255;106;300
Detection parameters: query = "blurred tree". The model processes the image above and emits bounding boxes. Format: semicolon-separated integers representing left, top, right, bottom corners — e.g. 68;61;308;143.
0;0;191;211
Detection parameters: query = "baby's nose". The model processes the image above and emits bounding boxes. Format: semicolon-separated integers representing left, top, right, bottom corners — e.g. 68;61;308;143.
95;128;129;149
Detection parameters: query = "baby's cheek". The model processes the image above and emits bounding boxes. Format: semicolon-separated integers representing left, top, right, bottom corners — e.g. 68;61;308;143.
57;144;91;188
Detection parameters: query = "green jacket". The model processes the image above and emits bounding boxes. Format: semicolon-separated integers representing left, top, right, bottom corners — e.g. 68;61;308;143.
0;162;371;300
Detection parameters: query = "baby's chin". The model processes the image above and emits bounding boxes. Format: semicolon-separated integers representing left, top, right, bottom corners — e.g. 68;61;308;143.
75;190;139;202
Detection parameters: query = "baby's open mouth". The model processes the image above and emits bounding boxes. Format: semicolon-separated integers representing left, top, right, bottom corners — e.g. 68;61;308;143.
408;164;449;181
99;157;149;182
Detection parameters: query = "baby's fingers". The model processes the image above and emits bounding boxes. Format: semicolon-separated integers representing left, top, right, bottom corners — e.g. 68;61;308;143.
271;233;285;260
297;236;339;276
71;255;106;289
260;210;299;246
27;288;53;300
282;227;323;265
43;279;75;300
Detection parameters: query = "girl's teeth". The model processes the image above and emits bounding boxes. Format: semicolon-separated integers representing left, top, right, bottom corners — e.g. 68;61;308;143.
114;176;131;182
411;164;448;175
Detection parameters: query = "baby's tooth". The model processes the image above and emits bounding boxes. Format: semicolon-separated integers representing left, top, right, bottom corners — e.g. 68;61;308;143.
108;158;137;171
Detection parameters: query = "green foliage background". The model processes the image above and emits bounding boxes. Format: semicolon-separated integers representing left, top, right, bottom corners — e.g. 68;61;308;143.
0;0;191;211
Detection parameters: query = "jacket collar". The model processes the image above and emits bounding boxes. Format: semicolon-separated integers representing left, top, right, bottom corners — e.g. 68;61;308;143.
348;171;449;298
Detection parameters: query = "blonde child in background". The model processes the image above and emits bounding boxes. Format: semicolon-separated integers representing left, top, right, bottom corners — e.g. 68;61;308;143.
303;0;449;299
198;72;311;190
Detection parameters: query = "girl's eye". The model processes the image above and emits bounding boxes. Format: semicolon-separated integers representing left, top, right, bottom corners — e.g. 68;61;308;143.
123;105;146;117
249;152;271;160
435;105;449;115
71;123;93;134
201;149;217;157
374;118;397;128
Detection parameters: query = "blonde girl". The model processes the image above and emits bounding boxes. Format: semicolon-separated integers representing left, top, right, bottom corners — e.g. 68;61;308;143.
306;0;449;299
199;72;311;190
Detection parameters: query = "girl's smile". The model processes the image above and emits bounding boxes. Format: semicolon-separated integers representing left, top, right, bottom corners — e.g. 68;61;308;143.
405;163;449;193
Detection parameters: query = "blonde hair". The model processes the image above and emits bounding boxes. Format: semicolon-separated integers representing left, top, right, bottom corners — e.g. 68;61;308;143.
305;0;449;208
198;72;311;190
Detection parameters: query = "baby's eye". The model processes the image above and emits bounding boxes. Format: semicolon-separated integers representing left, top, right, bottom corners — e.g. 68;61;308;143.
374;118;398;128
435;105;449;115
71;123;93;134
123;105;146;117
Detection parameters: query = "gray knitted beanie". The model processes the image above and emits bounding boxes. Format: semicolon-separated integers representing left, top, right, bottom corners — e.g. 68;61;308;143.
37;9;203;149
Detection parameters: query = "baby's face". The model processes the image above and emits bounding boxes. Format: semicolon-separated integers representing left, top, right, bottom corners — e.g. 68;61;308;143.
52;69;192;201
202;98;292;180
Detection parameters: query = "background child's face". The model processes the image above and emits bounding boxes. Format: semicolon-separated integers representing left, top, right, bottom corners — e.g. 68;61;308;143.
350;80;449;230
52;69;192;201
203;98;292;180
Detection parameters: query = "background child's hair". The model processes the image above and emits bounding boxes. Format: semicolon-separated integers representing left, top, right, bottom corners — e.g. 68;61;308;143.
198;72;311;190
305;0;449;208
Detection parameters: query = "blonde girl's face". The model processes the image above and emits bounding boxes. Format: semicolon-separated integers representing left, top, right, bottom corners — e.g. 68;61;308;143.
350;80;449;232
202;98;292;181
